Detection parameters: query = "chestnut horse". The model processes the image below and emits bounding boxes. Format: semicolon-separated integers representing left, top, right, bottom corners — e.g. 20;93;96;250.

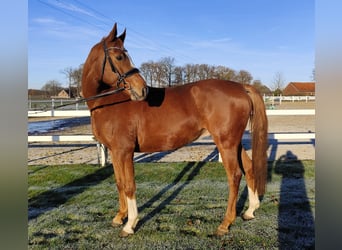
82;23;268;237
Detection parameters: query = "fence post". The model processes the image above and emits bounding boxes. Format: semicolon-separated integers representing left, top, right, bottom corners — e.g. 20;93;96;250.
75;98;79;110
97;143;108;167
51;98;55;117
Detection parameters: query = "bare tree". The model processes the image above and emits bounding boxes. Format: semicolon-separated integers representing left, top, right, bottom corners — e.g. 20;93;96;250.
60;65;83;97
140;61;154;86
183;64;198;83
160;57;175;87
272;71;286;95
235;70;253;84
173;66;185;85
214;66;236;80
138;57;268;90
197;64;214;80
252;79;271;95
60;67;73;97
41;80;63;96
72;64;83;97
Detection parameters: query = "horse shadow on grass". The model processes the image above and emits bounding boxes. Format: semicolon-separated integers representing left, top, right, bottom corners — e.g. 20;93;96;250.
28;165;113;221
135;148;219;232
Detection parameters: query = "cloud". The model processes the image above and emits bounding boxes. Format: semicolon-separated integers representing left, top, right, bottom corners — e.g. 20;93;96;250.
185;37;233;48
32;17;66;26
30;16;103;41
46;0;102;20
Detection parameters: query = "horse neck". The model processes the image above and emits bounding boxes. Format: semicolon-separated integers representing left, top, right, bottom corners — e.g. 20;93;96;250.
82;47;103;98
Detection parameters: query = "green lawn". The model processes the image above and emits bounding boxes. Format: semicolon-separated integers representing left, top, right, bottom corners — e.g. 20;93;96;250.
28;161;315;249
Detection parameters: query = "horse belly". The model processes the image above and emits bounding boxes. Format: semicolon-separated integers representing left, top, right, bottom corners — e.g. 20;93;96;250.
137;119;204;152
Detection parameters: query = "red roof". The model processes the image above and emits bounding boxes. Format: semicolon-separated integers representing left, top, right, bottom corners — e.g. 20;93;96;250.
283;82;315;96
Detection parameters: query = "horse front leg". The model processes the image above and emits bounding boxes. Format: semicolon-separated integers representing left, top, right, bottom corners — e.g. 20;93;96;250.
111;151;128;227
111;150;139;237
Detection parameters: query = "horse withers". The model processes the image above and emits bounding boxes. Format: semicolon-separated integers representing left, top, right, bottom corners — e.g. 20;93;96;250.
81;23;268;237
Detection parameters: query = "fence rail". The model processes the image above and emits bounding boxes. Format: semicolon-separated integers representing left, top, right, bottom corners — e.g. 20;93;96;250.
263;95;315;107
28;132;315;143
28;109;315;118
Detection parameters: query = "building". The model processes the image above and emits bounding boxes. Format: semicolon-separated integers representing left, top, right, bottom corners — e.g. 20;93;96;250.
28;89;50;100
282;82;315;96
51;87;78;99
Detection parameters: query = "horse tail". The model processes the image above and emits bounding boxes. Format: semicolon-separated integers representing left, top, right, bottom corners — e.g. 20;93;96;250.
244;84;268;195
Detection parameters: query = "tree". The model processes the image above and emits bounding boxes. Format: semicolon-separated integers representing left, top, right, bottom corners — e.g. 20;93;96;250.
72;64;83;97
160;57;175;87
183;64;198;83
41;80;63;96
140;61;155;86
173;66;185;85
60;65;83;97
272;71;285;95
235;70;253;84
138;57;263;89
252;79;272;95
214;66;236;80
60;67;73;98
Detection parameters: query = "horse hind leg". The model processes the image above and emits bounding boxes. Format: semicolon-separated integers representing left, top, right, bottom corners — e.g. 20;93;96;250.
215;144;243;236
239;147;260;220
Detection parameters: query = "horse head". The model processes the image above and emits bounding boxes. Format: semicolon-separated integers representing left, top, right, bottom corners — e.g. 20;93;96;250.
82;23;148;102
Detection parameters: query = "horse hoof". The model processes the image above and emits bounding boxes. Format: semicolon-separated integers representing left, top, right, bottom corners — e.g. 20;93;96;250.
214;227;229;236
242;213;255;221
111;221;123;228
119;229;133;238
112;216;125;227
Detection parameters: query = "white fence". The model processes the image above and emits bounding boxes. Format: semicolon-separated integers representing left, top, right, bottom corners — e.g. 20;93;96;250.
28;109;315;165
263;95;315;106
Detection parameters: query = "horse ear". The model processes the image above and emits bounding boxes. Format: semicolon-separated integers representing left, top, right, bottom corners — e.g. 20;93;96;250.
118;28;126;42
108;23;118;41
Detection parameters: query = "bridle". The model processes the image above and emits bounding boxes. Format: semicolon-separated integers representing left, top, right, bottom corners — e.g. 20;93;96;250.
100;39;141;89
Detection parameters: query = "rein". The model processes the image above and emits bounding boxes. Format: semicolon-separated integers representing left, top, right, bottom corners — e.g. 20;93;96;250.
29;87;126;114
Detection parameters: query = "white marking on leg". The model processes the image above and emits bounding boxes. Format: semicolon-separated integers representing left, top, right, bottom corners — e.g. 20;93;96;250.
243;186;260;219
122;197;139;234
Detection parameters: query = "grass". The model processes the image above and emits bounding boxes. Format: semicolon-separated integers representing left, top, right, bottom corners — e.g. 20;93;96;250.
28;161;315;249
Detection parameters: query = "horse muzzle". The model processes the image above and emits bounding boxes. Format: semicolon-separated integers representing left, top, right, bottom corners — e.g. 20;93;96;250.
130;86;149;101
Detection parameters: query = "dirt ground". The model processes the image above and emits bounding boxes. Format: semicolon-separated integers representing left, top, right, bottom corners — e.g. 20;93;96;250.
28;101;315;165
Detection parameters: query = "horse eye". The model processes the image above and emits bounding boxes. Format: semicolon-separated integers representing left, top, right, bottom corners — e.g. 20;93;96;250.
116;55;123;61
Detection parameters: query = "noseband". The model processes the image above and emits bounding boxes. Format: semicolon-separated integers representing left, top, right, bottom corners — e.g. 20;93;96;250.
100;40;140;88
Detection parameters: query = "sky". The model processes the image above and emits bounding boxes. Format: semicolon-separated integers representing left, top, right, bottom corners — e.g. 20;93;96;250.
28;0;314;89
